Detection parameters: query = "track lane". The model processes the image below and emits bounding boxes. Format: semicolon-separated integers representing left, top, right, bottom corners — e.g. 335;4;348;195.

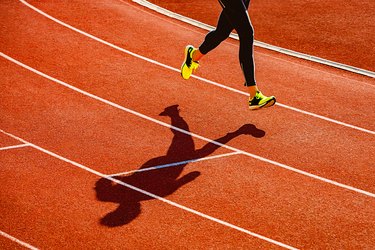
147;0;375;72
0;59;233;175
2;147;287;249
1;54;374;248
1;2;374;193
1;130;374;249
2;44;375;194
16;0;375;132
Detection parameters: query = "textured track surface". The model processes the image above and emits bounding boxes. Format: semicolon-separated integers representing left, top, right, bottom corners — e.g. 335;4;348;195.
1;0;374;249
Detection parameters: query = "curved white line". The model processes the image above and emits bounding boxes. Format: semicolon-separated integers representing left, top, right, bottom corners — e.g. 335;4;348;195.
1;51;374;199
108;152;241;176
121;0;374;87
132;0;375;78
0;129;298;250
0;143;30;151
18;0;375;136
0;230;39;250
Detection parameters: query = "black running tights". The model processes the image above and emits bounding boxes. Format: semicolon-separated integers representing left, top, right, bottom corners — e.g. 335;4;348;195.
199;0;256;86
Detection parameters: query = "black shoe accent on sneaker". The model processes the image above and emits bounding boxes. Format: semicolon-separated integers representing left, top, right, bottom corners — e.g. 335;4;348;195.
185;46;194;67
249;94;261;106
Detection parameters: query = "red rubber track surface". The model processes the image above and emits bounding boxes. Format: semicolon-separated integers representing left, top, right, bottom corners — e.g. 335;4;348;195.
1;0;374;249
149;0;375;72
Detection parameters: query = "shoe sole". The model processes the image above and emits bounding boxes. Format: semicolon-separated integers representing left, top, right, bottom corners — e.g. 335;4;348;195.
249;97;276;110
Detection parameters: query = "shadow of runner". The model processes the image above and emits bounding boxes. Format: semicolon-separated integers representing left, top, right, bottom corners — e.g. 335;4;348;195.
95;105;265;227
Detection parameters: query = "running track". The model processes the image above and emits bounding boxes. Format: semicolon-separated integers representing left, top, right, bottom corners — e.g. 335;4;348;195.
1;0;374;249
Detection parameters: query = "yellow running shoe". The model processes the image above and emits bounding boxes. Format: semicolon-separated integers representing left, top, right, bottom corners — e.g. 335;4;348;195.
181;45;199;80
249;91;276;110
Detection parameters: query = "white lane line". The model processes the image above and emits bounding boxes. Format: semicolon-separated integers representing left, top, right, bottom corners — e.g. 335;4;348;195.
108;152;241;177
19;0;375;136
0;230;39;250
132;0;375;79
0;130;298;250
1;52;374;199
0;143;30;151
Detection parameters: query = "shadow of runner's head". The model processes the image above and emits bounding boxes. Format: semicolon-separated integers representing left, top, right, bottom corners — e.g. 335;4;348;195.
159;104;180;117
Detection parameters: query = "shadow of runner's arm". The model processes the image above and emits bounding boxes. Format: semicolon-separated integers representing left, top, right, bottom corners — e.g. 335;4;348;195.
195;124;265;159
